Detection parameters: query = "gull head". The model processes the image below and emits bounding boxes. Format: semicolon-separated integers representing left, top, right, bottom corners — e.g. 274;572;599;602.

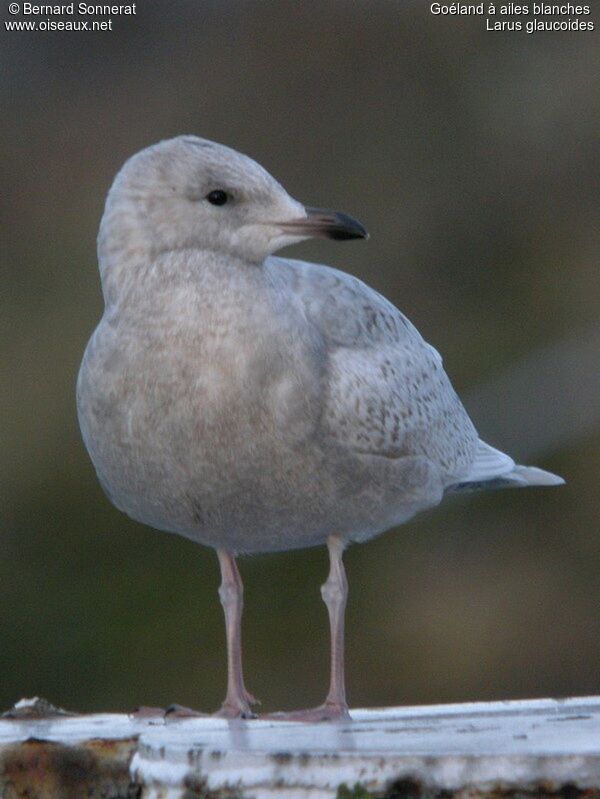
100;135;368;269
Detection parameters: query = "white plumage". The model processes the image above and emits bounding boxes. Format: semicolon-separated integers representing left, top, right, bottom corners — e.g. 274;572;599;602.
76;136;564;719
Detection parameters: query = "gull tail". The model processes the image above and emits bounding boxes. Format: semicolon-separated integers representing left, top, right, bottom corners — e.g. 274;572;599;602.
447;440;565;493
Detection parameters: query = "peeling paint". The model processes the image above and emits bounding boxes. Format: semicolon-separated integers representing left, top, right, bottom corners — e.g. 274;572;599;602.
0;697;600;799
1;696;75;720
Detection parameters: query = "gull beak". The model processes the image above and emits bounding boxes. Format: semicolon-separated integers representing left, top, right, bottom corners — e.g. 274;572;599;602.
277;207;369;241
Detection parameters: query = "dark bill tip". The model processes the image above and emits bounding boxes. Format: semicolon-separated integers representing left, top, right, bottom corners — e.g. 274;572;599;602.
277;207;369;241
305;207;369;241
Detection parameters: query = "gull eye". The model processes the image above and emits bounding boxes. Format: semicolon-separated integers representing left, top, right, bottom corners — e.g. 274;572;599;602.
206;189;229;206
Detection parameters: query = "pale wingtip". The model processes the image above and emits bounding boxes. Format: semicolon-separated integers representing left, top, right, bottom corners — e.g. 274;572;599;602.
511;465;566;487
448;463;565;493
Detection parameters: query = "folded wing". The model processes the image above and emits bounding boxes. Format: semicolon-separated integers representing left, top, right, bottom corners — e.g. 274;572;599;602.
271;257;479;483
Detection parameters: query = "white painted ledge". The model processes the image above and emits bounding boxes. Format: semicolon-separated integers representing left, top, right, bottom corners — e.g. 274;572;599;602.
1;696;600;797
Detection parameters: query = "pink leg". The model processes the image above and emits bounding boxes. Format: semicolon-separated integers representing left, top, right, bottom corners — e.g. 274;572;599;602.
262;536;350;722
214;550;257;718
321;535;349;714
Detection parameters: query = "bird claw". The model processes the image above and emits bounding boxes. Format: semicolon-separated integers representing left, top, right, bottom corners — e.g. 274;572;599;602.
261;702;351;723
213;702;257;719
130;705;165;719
243;690;259;706
213;689;260;719
164;703;208;719
129;704;208;720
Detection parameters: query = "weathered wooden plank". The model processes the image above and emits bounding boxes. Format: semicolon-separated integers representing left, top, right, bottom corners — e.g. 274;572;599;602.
1;697;600;798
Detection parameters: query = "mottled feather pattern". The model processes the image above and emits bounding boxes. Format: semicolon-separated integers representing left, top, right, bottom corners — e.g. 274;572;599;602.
78;136;562;556
274;258;478;481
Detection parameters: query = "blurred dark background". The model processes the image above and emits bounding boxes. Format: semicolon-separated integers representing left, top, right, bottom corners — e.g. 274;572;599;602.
2;1;599;714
